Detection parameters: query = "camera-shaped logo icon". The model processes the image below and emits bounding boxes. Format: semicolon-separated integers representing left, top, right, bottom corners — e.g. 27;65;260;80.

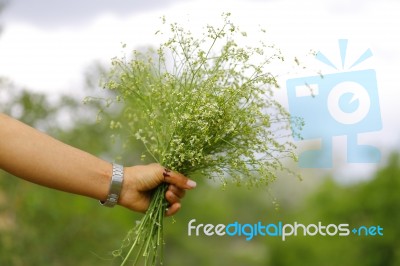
287;40;382;168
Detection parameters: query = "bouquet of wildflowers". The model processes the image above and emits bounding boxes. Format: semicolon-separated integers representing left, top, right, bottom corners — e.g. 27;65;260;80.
103;13;300;266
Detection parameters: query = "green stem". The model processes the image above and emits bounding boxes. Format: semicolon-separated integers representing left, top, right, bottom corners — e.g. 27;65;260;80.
120;183;168;266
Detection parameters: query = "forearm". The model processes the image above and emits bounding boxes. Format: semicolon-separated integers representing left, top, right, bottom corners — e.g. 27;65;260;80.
0;113;111;201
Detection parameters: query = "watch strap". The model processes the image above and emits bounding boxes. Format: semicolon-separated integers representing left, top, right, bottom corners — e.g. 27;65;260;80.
100;163;124;207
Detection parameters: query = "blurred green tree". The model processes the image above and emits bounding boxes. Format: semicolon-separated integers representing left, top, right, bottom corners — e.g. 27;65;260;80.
268;154;400;266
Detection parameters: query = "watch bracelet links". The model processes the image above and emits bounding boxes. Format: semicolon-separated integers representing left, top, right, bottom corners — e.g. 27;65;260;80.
100;163;124;207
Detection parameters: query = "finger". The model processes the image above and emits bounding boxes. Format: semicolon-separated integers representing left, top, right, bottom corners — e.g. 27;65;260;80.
168;184;186;199
163;170;196;190
165;190;181;205
165;202;181;216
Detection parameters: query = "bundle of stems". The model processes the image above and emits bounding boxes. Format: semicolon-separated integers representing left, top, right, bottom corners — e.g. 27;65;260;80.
103;13;301;266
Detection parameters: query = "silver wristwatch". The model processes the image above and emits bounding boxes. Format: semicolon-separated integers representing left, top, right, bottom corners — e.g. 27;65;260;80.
100;163;124;207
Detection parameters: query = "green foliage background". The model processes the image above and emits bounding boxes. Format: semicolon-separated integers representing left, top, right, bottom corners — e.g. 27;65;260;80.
0;4;398;264
1;75;399;265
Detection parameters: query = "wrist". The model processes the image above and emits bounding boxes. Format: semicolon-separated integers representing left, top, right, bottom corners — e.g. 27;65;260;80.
100;163;124;207
117;165;142;211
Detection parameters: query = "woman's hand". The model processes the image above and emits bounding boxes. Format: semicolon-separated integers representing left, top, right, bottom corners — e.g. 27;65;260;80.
119;163;196;216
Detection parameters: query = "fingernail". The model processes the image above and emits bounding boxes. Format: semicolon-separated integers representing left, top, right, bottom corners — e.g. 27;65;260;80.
186;179;197;188
163;170;171;178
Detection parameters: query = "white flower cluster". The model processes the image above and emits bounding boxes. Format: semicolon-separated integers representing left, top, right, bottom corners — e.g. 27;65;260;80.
104;13;301;265
106;13;298;188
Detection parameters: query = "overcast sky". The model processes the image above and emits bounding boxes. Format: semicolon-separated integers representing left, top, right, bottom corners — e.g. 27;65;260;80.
2;0;188;27
0;0;399;180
